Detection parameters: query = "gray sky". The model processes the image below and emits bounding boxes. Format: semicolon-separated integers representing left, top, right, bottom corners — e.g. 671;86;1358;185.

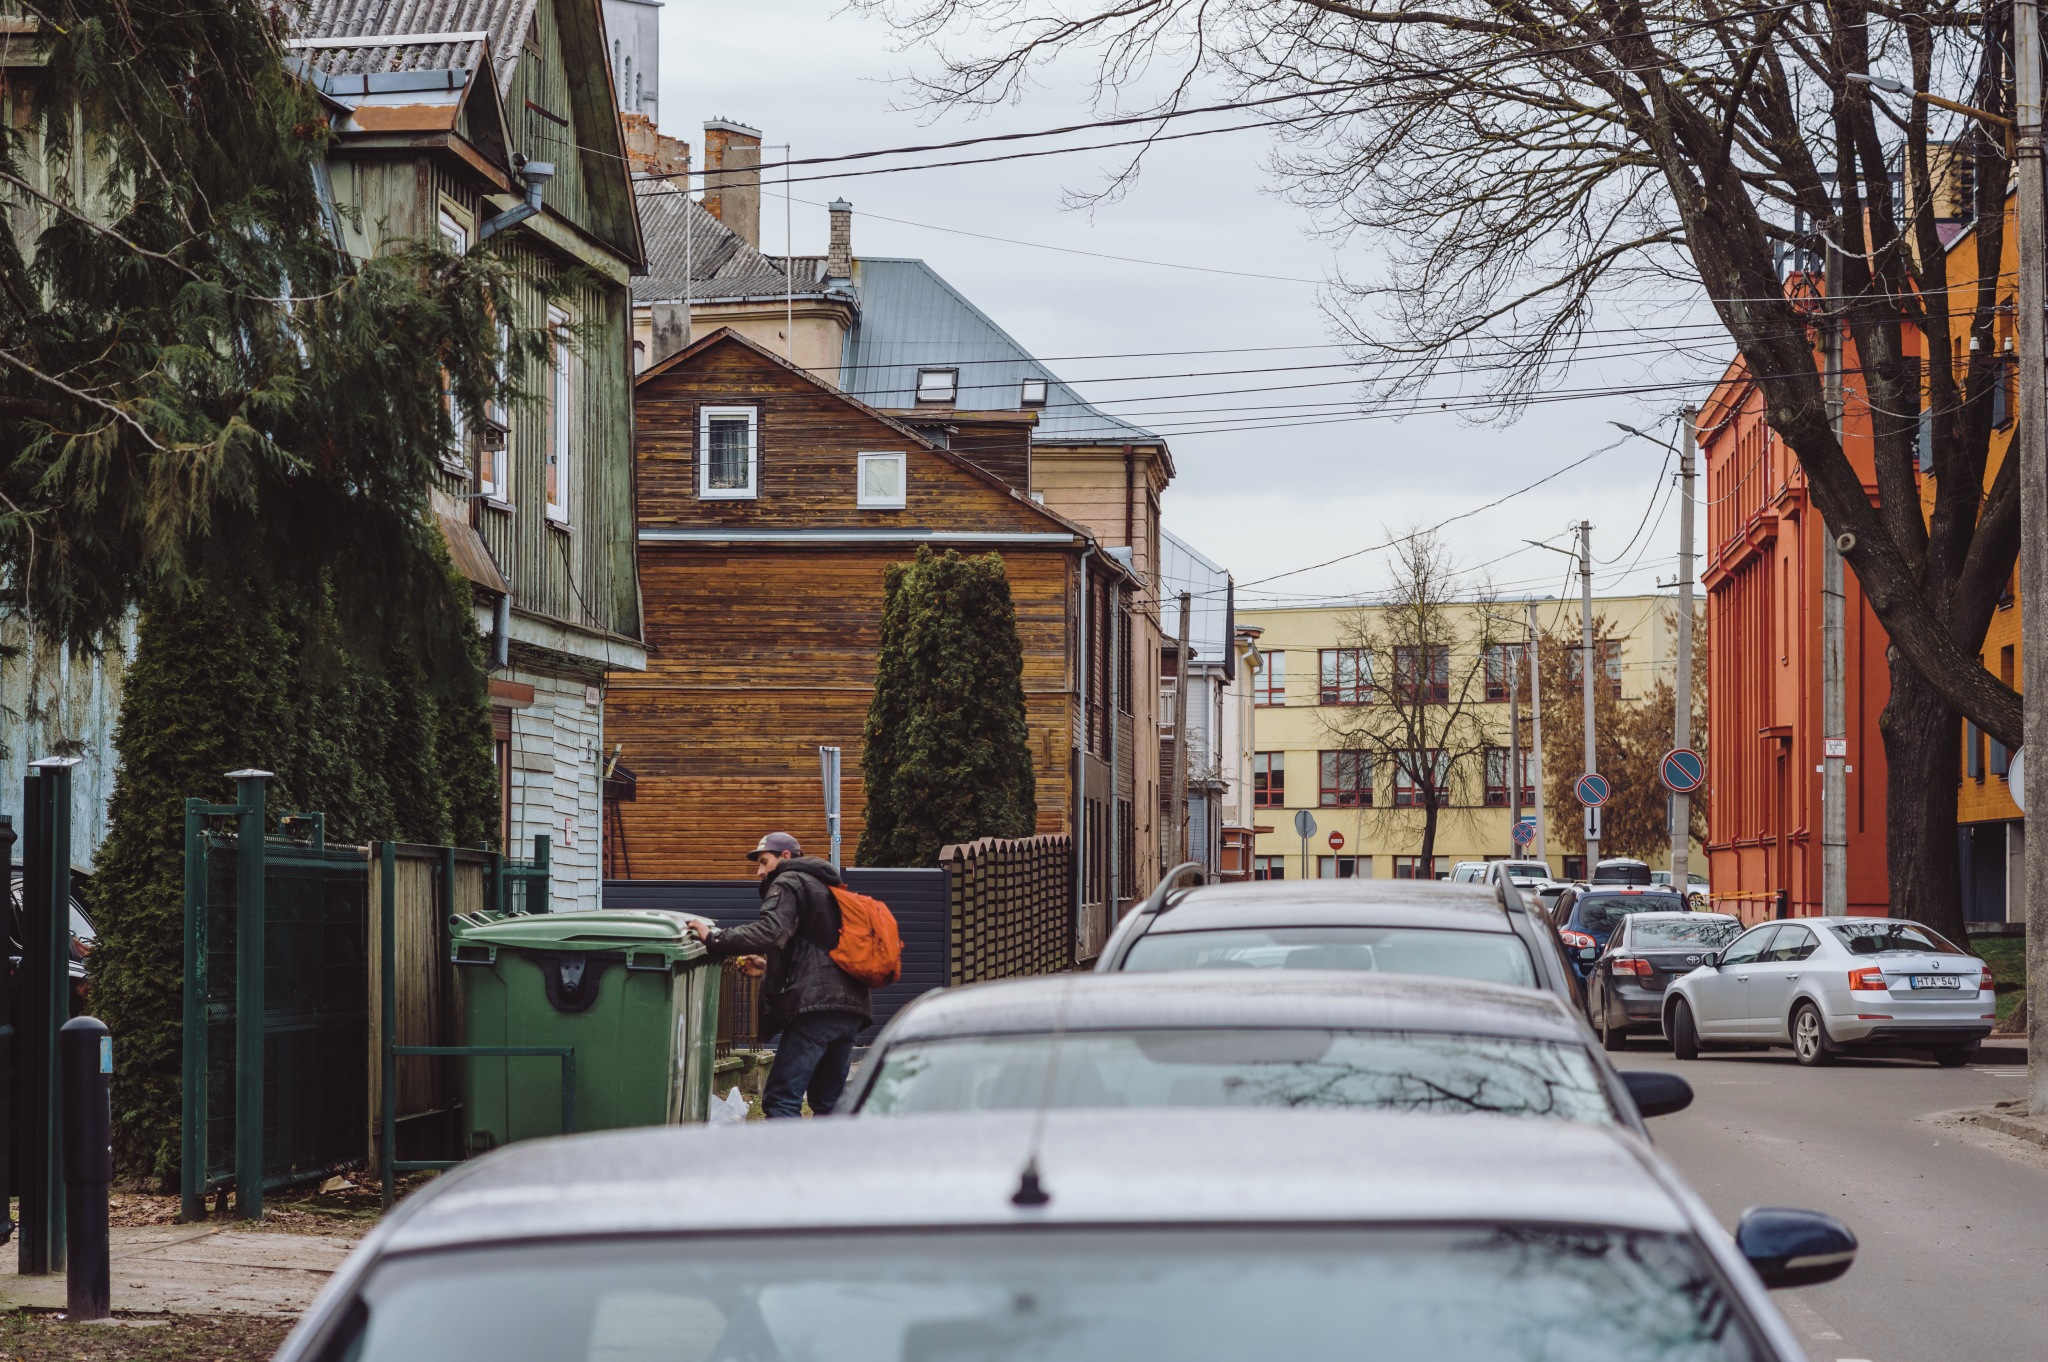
659;0;1729;607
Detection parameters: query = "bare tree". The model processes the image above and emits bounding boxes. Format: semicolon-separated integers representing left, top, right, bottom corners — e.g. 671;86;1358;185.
1322;534;1514;872
854;0;2008;924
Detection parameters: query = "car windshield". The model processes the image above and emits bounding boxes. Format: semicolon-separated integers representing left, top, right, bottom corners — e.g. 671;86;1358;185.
1593;862;1652;885
1121;926;1537;987
1504;862;1549;880
859;1028;1617;1124
343;1227;1765;1362
1575;894;1685;934
1627;918;1742;949
1829;921;1964;956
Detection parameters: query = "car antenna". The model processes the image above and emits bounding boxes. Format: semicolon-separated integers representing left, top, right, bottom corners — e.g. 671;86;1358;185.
1011;973;1075;1208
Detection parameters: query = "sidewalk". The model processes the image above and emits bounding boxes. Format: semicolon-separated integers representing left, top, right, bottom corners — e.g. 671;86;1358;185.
0;1222;360;1317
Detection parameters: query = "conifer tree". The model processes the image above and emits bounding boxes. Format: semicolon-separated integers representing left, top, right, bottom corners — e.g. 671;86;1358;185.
858;547;1036;866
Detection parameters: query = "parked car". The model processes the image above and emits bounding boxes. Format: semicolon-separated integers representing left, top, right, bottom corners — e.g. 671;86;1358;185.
1096;876;1578;1005
1651;871;1712;909
1584;912;1743;1051
1553;887;1690;986
1484;859;1555;892
273;1108;1854;1362
1592;857;1653;886
1664;917;1995;1067
1448;861;1489;883
842;970;1694;1134
7;873;95;1013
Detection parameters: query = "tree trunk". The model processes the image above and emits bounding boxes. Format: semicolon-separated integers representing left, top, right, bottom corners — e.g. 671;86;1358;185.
1420;799;1439;876
1881;651;1966;944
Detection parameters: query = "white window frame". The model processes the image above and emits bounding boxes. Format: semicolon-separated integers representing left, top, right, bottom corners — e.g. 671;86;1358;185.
698;405;760;500
856;451;907;509
915;367;958;403
1019;376;1048;407
479;317;510;503
437;208;471;474
546;306;572;525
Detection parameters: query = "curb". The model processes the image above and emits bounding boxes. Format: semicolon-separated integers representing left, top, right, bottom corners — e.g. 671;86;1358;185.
1950;1105;2048;1150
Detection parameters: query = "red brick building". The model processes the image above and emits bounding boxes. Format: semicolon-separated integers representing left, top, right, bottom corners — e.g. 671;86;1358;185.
1698;351;1893;921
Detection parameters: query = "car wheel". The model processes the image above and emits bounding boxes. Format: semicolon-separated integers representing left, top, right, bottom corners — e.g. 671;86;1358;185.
1670;999;1700;1061
1791;1003;1835;1067
1931;1043;1978;1068
1601;1016;1629;1052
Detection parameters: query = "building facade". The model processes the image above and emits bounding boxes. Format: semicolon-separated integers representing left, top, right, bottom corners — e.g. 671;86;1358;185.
1242;594;1697;882
1159;532;1248;878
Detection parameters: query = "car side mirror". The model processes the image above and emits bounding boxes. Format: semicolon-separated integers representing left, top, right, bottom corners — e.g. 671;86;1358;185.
1698;952;1719;969
1619;1070;1693;1119
1735;1207;1857;1289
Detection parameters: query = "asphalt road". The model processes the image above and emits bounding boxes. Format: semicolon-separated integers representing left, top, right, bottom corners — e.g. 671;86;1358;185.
1618;1035;2047;1362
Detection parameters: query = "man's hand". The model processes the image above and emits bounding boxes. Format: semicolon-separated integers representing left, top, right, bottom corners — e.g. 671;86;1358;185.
686;919;714;943
737;955;766;978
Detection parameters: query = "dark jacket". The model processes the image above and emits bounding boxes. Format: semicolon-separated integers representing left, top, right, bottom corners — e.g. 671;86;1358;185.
705;857;872;1026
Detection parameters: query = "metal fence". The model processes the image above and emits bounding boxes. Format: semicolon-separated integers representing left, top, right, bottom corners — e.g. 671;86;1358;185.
938;835;1074;985
714;960;763;1057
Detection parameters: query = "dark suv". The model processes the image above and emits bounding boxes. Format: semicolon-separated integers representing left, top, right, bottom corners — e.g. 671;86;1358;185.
1553;887;1687;987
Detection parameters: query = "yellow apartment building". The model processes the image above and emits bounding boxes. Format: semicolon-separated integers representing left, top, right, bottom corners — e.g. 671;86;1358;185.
1241;593;1704;881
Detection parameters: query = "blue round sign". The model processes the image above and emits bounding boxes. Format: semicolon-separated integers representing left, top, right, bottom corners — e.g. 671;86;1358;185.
1511;818;1537;847
1660;748;1706;794
1574;772;1610;807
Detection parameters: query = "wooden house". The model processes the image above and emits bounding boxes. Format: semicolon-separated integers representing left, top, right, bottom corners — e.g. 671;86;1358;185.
606;327;1137;902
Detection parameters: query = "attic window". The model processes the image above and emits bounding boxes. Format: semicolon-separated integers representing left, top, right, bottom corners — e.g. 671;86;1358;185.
858;452;907;509
1020;377;1048;407
915;368;958;404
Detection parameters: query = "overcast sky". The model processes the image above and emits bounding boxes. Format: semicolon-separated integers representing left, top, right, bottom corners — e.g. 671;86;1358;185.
657;0;1730;610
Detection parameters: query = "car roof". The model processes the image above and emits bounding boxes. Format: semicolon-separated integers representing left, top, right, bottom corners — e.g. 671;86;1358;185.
373;1109;1691;1255
1624;911;1737;924
880;970;1584;1045
1147;880;1513;934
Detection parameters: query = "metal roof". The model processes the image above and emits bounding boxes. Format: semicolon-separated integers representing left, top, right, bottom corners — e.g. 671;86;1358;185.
363;1108;1688;1256
632;186;830;305
842;258;1162;448
1148;878;1517;934
290;0;536;91
874;970;1583;1045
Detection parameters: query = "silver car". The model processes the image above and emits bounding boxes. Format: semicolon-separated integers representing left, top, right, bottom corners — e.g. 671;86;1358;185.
841;970;1695;1134
273;1107;1853;1362
1663;917;1995;1067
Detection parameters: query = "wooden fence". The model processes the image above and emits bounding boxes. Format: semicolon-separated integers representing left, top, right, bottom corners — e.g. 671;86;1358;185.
938;835;1074;985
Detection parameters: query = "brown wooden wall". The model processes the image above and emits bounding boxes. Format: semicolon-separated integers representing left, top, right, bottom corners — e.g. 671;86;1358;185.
608;547;1077;876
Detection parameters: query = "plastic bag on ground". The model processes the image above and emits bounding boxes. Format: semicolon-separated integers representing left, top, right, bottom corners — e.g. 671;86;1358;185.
709;1087;750;1126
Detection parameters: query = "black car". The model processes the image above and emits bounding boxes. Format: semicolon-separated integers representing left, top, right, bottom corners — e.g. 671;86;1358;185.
1585;911;1743;1050
1553;887;1689;988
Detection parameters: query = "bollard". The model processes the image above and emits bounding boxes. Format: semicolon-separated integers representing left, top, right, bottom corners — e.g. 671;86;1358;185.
59;1017;111;1320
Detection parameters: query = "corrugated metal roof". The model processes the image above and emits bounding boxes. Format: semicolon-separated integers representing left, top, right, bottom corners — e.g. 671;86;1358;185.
632;185;840;304
1159;529;1234;668
841;257;1159;447
291;0;536;91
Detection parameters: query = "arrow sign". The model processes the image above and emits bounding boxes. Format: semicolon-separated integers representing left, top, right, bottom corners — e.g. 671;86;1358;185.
1660;747;1706;794
1583;805;1604;844
1574;772;1610;807
1512;818;1537;848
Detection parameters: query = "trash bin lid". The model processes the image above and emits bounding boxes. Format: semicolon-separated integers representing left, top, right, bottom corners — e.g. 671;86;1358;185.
455;910;707;961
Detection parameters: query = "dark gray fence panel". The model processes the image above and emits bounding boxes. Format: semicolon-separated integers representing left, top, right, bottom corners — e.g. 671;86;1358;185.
604;869;947;1034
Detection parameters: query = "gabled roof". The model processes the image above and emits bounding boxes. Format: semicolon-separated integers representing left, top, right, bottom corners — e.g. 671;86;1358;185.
633;187;824;305
638;326;1134;572
291;0;535;92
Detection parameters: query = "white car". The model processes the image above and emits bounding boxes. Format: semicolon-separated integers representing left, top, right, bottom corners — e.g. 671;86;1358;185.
1662;917;1995;1067
1448;861;1489;883
1483;859;1556;892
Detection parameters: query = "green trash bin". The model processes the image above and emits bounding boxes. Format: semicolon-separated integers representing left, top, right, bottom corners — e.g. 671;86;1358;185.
452;910;721;1154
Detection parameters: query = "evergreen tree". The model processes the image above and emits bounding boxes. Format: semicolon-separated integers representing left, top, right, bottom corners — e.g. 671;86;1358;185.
858;547;1036;867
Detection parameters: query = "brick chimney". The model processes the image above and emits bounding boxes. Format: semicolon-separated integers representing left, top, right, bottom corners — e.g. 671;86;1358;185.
701;119;762;249
620;113;690;181
826;199;853;283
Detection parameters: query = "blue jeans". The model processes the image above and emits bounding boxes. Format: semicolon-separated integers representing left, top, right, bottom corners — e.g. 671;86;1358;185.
763;1011;864;1118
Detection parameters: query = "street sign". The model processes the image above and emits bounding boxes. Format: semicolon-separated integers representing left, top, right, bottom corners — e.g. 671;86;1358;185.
1328;830;1346;850
1293;810;1317;839
1822;737;1848;759
2012;748;2026;813
1659;747;1706;794
1583;805;1604;844
1574;772;1610;807
1512;818;1536;848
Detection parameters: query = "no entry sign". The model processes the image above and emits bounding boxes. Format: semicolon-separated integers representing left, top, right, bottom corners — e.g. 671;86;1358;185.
1329;831;1346;850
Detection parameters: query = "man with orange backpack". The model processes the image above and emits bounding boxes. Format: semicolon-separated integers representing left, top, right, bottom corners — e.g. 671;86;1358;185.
687;833;879;1118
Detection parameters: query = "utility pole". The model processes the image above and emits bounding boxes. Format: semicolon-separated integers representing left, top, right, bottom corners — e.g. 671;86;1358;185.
1580;521;1599;869
1672;411;1697;888
1822;226;1849;914
1528;600;1548;863
1509;633;1523;855
2014;0;2048;1119
1171;591;1192;867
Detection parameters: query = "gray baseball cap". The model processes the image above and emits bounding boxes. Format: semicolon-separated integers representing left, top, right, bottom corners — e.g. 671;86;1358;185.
747;832;802;861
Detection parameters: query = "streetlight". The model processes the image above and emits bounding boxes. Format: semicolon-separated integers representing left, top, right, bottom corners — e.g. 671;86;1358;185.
1844;71;2013;150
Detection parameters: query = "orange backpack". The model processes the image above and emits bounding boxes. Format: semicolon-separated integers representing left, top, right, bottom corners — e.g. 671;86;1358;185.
827;885;903;988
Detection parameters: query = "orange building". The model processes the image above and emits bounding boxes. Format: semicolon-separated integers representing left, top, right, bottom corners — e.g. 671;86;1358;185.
1698;341;1894;922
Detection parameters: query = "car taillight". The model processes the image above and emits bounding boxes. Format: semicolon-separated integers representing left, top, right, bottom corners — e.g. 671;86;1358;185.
1980;968;1996;992
1849;966;1888;992
1560;930;1596;950
1610;956;1652;977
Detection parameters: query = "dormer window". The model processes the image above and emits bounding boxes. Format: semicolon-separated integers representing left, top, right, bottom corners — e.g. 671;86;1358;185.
916;367;958;404
1020;377;1048;407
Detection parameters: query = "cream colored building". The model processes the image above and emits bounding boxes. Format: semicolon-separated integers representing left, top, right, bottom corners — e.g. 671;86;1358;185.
1241;593;1703;882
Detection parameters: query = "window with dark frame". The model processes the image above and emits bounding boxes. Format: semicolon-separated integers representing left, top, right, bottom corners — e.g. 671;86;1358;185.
1484;747;1537;807
1483;644;1527;702
1253;855;1284;881
1394;645;1450;704
1255;651;1286;706
1394;750;1447;807
1253;752;1286;808
1567;638;1625;699
1393;856;1448;880
1319;750;1372;807
1319;648;1371;704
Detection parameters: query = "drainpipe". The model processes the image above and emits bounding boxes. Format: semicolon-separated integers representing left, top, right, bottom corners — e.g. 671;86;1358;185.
1076;543;1095;950
1108;573;1122;919
480;160;556;240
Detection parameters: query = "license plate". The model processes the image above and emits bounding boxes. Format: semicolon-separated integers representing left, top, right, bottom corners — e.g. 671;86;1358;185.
1909;975;1963;990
